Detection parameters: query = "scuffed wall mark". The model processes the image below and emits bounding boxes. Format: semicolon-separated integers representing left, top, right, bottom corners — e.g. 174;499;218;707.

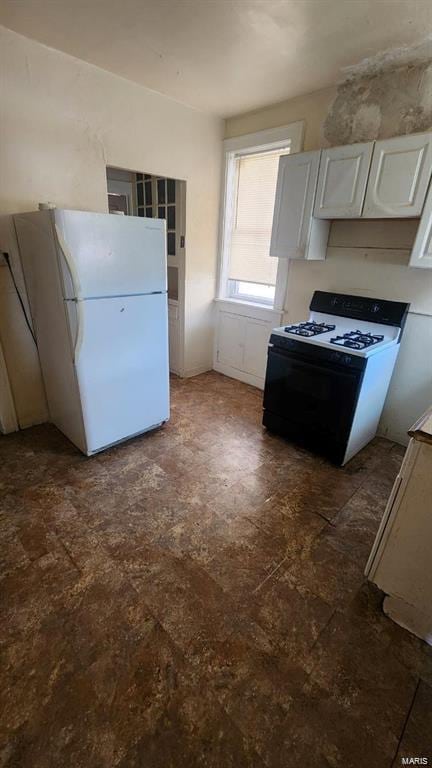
323;58;432;147
94;131;107;167
77;120;107;166
24;54;32;85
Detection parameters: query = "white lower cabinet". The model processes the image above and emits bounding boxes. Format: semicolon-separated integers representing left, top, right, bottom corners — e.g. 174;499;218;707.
243;318;274;379
214;303;281;389
216;312;246;369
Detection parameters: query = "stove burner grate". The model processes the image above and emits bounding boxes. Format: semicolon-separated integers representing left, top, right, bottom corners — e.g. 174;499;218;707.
284;321;336;337
330;330;385;350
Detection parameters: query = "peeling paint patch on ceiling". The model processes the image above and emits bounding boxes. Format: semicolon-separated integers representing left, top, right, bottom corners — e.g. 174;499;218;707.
342;35;432;81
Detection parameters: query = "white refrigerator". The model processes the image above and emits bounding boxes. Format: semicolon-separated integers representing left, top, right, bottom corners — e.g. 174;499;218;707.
14;209;170;455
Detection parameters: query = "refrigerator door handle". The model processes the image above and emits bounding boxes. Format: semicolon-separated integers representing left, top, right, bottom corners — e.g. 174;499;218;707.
54;223;81;299
74;299;84;362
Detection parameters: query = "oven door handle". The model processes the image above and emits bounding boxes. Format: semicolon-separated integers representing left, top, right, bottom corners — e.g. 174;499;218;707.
267;343;364;374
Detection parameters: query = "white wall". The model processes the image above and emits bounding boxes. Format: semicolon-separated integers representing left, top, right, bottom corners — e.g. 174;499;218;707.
0;25;223;426
226;74;432;446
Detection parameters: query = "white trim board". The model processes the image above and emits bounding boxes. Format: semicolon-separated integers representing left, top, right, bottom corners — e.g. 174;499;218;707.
223;122;305;154
214;297;283;324
214;122;304;392
217;121;304;306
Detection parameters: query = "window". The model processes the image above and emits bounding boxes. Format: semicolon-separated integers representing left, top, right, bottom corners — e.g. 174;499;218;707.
227;148;288;304
218;122;304;308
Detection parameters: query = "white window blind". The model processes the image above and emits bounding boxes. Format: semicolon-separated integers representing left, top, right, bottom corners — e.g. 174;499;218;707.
228;148;289;286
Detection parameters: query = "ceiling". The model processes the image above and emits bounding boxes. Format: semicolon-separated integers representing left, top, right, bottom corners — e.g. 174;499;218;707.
1;0;431;117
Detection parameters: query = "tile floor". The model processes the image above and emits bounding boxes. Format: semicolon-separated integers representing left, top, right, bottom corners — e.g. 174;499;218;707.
1;371;432;767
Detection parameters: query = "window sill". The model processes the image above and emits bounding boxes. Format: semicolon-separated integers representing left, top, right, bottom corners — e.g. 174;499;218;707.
214;297;283;322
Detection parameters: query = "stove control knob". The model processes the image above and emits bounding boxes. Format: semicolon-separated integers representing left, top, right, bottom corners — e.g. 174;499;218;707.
343;355;352;365
372;303;380;313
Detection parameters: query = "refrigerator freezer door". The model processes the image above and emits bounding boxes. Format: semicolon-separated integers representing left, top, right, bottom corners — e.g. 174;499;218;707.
55;209;167;299
73;292;169;454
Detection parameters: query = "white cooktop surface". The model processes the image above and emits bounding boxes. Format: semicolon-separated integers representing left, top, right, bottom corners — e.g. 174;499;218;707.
272;311;400;358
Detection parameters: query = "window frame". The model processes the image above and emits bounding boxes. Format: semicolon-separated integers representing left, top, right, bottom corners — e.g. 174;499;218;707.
217;122;304;310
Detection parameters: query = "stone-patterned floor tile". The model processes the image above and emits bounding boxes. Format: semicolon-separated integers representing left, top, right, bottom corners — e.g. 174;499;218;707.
278;532;365;608
250;576;334;665
324;482;389;565
190;632;308;767
207;536;287;604
388;625;432;688
278;676;399;768
304;610;418;762
248;489;327;558
155;506;265;566
0;508;30;581
394;680;432;766
116;685;267;768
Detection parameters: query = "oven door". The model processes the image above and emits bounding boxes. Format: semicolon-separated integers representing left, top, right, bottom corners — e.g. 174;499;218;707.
263;345;364;463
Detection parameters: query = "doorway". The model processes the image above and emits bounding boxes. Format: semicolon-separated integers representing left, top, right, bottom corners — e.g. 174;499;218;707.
106;167;186;376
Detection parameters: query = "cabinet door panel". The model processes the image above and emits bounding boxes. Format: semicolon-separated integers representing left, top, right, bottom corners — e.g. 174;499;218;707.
217;313;245;369
270;151;321;259
364;133;432;218
410;180;432;268
314;143;373;218
243;319;272;379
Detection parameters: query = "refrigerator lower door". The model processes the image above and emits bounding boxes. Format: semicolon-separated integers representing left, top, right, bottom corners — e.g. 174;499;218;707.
73;292;169;454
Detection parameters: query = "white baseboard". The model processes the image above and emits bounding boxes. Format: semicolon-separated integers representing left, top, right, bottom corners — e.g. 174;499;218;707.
213;362;264;390
182;363;213;378
19;414;49;430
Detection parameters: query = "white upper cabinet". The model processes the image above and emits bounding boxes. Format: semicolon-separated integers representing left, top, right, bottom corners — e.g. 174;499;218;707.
270;150;329;260
409;179;432;268
363;132;432;218
314;142;374;219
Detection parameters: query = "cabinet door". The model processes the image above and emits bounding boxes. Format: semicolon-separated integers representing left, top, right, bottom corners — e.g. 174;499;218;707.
270;151;321;259
243;318;272;379
410;179;432;268
314;142;374;218
363;132;432;218
216;312;245;369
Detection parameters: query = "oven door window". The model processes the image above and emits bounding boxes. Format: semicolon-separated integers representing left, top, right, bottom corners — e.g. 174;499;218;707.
264;348;362;440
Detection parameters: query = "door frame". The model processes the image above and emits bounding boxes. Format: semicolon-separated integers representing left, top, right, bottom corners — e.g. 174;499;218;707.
174;179;186;376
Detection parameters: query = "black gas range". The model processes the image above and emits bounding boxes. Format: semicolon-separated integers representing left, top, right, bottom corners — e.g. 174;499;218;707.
262;291;409;465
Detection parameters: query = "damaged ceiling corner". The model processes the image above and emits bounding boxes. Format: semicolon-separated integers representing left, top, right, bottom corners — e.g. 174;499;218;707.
322;36;432;147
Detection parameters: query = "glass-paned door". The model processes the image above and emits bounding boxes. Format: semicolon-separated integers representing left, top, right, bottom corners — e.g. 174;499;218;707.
136;174;178;257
